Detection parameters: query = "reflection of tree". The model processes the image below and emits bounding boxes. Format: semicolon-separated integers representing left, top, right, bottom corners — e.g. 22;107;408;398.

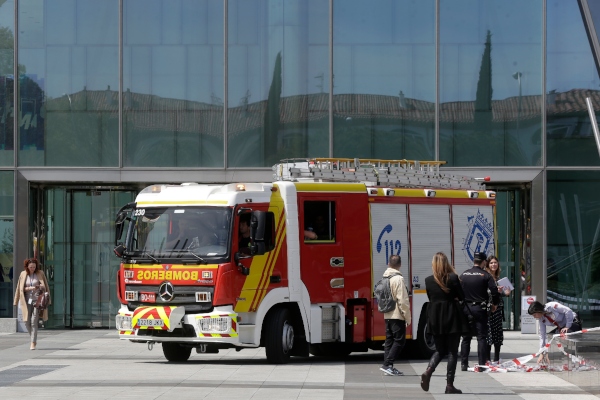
474;30;492;134
263;52;281;166
0;26;26;76
19;75;45;150
1;225;12;254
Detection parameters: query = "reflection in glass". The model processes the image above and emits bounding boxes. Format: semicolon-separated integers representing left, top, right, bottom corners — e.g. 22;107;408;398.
123;0;224;167
129;207;231;258
547;1;600;166
18;0;119;166
0;0;15;166
227;0;329;167
0;171;13;318
333;0;435;160
439;0;542;166
547;171;600;326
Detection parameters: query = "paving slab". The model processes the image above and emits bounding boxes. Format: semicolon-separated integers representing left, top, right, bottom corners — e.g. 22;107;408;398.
0;330;596;399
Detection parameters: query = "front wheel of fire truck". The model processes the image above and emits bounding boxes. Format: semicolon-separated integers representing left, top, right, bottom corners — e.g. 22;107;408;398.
162;342;192;362
264;308;294;364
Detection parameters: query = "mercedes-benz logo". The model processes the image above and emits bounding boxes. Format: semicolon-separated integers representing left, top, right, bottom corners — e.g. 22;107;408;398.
158;281;175;302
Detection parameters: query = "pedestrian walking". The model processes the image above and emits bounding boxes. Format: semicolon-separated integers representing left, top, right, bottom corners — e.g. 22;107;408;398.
379;255;411;376
484;255;511;362
420;252;469;394
459;252;499;370
13;258;51;350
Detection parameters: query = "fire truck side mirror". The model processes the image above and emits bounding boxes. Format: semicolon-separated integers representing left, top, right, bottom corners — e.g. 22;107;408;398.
114;243;125;258
249;210;275;256
114;202;135;246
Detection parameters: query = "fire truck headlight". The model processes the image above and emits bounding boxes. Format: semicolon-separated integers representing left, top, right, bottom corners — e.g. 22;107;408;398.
197;317;231;333
116;315;133;330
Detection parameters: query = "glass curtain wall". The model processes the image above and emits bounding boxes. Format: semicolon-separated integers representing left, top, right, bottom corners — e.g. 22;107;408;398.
17;0;119;166
227;0;329;167
547;0;600;166
332;0;435;160
439;0;543;166
547;171;600;327
0;0;14;166
0;171;13;318
123;0;224;167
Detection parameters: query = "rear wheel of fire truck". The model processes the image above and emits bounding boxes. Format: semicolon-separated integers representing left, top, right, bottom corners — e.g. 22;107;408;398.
416;305;436;359
264;308;294;364
162;342;192;362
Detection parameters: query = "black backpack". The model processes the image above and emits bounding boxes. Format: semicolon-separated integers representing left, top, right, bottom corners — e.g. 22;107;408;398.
373;273;400;313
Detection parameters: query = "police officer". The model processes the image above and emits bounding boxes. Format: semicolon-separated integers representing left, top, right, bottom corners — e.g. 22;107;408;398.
460;252;500;370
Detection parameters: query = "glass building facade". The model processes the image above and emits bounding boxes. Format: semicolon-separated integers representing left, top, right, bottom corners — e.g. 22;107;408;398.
0;0;599;329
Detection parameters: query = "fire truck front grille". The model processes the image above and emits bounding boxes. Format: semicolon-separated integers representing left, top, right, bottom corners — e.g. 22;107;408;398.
126;285;214;313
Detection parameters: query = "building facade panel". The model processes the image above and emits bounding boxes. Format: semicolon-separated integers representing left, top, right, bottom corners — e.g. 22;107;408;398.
0;0;598;330
17;0;119;167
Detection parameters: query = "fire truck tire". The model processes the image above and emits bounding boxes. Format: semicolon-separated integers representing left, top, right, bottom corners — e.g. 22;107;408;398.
416;305;436;359
162;342;192;362
264;308;294;364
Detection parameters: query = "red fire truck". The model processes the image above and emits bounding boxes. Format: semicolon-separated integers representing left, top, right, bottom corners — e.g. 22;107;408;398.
113;158;495;363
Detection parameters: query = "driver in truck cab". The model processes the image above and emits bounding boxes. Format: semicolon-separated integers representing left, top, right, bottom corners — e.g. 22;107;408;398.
166;215;216;250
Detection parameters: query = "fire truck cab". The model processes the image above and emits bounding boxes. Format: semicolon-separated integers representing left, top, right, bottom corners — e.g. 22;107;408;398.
113;158;495;363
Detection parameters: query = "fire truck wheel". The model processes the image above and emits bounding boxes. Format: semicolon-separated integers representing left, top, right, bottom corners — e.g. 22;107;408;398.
162;342;192;362
265;308;294;364
416;306;436;359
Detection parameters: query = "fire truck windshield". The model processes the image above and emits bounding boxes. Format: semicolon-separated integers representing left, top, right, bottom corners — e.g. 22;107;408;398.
128;207;231;259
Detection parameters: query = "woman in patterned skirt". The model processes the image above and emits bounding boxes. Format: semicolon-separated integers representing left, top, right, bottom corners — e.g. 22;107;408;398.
484;256;511;362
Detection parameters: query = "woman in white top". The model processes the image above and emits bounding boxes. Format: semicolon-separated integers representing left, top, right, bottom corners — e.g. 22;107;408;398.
13;258;51;350
527;300;581;363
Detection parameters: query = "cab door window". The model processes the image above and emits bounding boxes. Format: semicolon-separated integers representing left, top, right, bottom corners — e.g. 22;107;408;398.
304;201;336;242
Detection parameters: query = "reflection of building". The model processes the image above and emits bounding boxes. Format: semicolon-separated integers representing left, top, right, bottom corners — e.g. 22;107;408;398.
0;0;599;331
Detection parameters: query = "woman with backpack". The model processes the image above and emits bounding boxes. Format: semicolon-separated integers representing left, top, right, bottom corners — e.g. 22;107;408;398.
420;252;469;394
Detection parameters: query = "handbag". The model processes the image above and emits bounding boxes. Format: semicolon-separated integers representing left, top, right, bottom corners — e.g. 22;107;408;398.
35;291;49;310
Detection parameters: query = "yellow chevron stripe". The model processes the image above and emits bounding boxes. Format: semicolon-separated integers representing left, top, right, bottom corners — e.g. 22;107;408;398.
250;193;286;310
251;206;286;310
235;186;285;313
254;220;286;308
156;307;171;330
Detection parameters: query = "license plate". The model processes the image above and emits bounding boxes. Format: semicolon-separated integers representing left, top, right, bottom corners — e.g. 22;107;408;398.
137;319;164;327
139;292;156;303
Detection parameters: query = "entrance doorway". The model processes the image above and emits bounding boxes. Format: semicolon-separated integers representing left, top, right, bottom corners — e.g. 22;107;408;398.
491;186;531;330
31;186;137;328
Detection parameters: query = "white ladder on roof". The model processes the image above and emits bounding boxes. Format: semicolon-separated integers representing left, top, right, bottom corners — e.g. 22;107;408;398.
272;158;485;190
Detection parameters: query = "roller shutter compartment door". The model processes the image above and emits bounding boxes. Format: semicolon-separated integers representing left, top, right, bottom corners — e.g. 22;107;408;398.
409;205;452;286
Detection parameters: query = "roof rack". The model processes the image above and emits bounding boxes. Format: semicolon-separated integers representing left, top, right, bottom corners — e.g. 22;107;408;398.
273;158;486;190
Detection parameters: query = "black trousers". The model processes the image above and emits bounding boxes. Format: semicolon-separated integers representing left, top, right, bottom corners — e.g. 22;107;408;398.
549;321;582;335
383;319;406;367
460;305;488;367
429;333;461;381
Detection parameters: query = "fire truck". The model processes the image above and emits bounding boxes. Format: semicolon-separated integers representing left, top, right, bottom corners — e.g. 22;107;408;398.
113;158;495;363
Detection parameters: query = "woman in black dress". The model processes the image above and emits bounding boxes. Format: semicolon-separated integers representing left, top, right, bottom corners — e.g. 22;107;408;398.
420;252;469;394
484;255;511;362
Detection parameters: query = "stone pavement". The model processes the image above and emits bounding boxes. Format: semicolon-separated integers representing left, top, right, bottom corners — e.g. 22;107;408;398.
0;329;597;399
